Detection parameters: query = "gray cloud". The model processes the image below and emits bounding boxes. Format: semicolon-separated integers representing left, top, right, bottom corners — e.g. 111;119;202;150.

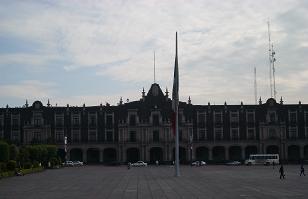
1;0;307;105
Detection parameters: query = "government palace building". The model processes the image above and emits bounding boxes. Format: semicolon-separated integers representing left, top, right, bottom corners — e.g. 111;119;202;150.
1;83;308;164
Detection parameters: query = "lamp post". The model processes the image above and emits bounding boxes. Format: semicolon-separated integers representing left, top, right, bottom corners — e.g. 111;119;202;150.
64;136;67;163
189;131;193;165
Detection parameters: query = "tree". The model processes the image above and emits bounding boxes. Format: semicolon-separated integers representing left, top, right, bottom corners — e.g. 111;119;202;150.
18;146;29;168
9;144;18;161
0;141;9;162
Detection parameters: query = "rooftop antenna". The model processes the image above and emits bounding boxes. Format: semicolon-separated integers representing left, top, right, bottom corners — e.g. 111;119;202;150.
267;20;273;98
271;44;277;99
254;67;258;105
154;51;156;83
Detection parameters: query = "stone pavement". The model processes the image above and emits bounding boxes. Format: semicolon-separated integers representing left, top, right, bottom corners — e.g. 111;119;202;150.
0;165;308;199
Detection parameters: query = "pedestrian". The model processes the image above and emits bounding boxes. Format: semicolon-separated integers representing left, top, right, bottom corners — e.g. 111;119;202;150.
300;164;305;176
128;162;131;170
279;164;285;179
155;160;159;166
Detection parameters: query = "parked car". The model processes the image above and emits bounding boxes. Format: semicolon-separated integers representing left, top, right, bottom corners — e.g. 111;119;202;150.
226;161;241;166
191;161;207;166
73;161;84;166
63;161;74;167
131;161;148;167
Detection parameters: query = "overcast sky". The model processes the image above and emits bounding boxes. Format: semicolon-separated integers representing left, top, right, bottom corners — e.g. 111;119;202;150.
0;0;308;107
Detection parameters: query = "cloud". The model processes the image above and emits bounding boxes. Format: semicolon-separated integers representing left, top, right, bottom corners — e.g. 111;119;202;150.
1;0;308;105
0;80;57;100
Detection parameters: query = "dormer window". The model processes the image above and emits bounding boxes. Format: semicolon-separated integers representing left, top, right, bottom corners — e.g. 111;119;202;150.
153;114;159;126
268;111;276;123
129;114;136;126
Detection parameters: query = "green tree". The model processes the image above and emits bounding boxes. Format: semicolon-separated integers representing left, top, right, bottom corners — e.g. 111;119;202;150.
0;141;9;162
9;144;18;161
18;146;30;168
46;145;57;159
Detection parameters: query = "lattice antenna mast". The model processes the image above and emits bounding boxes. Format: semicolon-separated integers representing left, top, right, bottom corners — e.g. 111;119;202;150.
254;67;258;105
267;20;273;98
154;51;156;83
271;44;277;99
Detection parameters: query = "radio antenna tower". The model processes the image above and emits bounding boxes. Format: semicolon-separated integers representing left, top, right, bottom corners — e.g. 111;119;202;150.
271;44;277;99
154;51;156;83
254;67;257;105
267;20;277;99
267;20;273;98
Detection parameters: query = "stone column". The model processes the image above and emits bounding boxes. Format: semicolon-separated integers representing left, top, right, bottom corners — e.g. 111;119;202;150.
300;146;304;160
208;148;213;160
99;149;103;163
82;149;87;163
241;146;245;160
225;148;229;160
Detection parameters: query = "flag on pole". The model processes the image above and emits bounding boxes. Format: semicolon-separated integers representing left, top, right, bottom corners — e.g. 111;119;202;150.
172;32;179;136
172;32;180;177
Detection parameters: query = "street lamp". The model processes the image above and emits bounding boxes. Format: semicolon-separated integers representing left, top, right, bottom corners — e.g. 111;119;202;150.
64;136;67;162
189;130;193;165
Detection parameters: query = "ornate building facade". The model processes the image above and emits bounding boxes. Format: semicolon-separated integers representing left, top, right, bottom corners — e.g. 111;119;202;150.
1;83;308;164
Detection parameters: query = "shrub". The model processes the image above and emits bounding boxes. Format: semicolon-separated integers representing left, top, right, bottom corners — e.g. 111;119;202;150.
0;162;7;172
0;141;9;162
50;157;59;168
7;160;16;171
33;160;40;168
23;162;32;169
9;144;18;161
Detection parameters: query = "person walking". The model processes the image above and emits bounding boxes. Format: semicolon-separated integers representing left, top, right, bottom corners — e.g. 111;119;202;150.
279;164;285;179
300;164;305;176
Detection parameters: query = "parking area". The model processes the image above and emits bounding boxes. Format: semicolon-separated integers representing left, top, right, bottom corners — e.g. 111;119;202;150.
0;165;307;199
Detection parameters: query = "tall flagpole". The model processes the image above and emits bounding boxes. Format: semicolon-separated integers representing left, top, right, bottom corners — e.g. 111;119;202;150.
174;32;180;177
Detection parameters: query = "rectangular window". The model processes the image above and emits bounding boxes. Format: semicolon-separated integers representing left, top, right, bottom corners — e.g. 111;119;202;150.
33;113;42;126
72;115;80;126
153;130;159;142
106;131;113;142
247;128;255;140
246;111;255;123
152;114;159;126
214;127;223;140
106;115;113;129
12;118;19;126
55;115;64;126
179;130;183;141
11;130;19;141
288;127;297;139
88;130;97;142
33;132;41;142
88;114;97;126
289;111;297;123
214;111;222;124
198;129;207;141
0;115;3;127
55;131;64;143
231;128;239;140
129;114;136;126
72;130;80;142
129;131;136;142
305;111;308;124
230;111;239;123
197;112;206;126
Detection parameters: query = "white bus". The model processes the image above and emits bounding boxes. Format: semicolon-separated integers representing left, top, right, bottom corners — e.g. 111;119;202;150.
245;154;279;165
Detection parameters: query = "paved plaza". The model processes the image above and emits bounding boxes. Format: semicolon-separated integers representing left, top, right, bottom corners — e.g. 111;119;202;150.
0;165;308;199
